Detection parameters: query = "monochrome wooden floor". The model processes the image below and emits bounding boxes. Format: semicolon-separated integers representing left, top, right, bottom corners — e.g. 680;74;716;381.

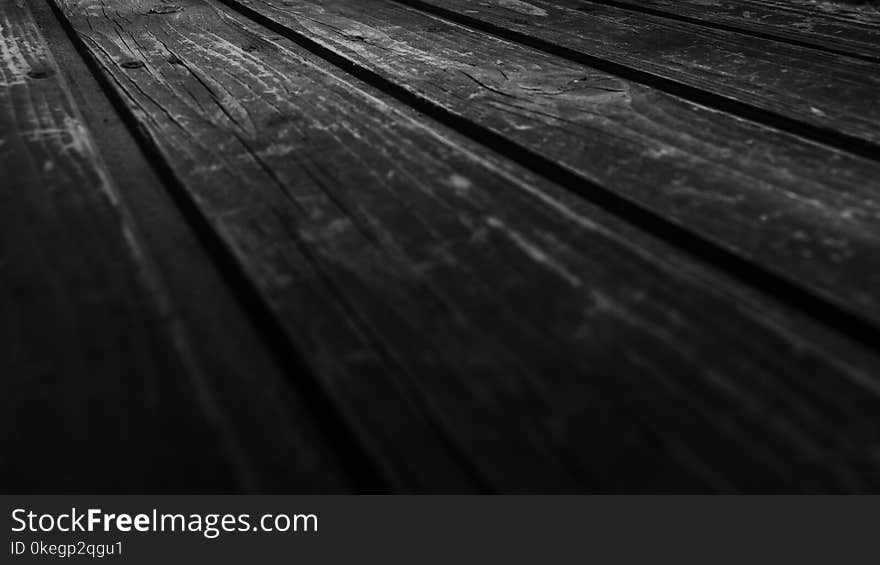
2;0;880;492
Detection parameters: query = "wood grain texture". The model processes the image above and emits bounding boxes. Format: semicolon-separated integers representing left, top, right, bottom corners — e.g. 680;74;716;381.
0;0;350;492
215;0;880;341
52;0;880;492
595;0;880;62
402;0;880;147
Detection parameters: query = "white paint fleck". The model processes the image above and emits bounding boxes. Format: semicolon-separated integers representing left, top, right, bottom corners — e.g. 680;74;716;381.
493;0;548;17
485;216;582;288
449;173;472;193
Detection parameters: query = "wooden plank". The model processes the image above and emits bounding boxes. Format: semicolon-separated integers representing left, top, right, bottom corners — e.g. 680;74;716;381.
0;0;351;492
400;0;880;150
588;0;880;62
53;0;880;492
27;0;366;494
212;1;880;345
28;0;369;493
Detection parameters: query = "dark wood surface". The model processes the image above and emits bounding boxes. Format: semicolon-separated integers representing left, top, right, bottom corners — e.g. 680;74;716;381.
1;0;351;493
3;0;880;492
401;0;880;149
587;0;880;62
203;0;880;335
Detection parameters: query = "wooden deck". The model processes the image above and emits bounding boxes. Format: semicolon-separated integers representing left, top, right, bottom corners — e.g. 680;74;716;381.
2;0;880;493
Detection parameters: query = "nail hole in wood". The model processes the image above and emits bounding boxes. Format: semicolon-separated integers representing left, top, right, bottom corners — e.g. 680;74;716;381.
27;68;53;79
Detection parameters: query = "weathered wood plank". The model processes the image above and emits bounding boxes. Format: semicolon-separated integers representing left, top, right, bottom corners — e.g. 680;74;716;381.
0;0;351;492
215;0;880;344
54;0;880;491
400;0;880;149
590;0;880;62
28;0;369;493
